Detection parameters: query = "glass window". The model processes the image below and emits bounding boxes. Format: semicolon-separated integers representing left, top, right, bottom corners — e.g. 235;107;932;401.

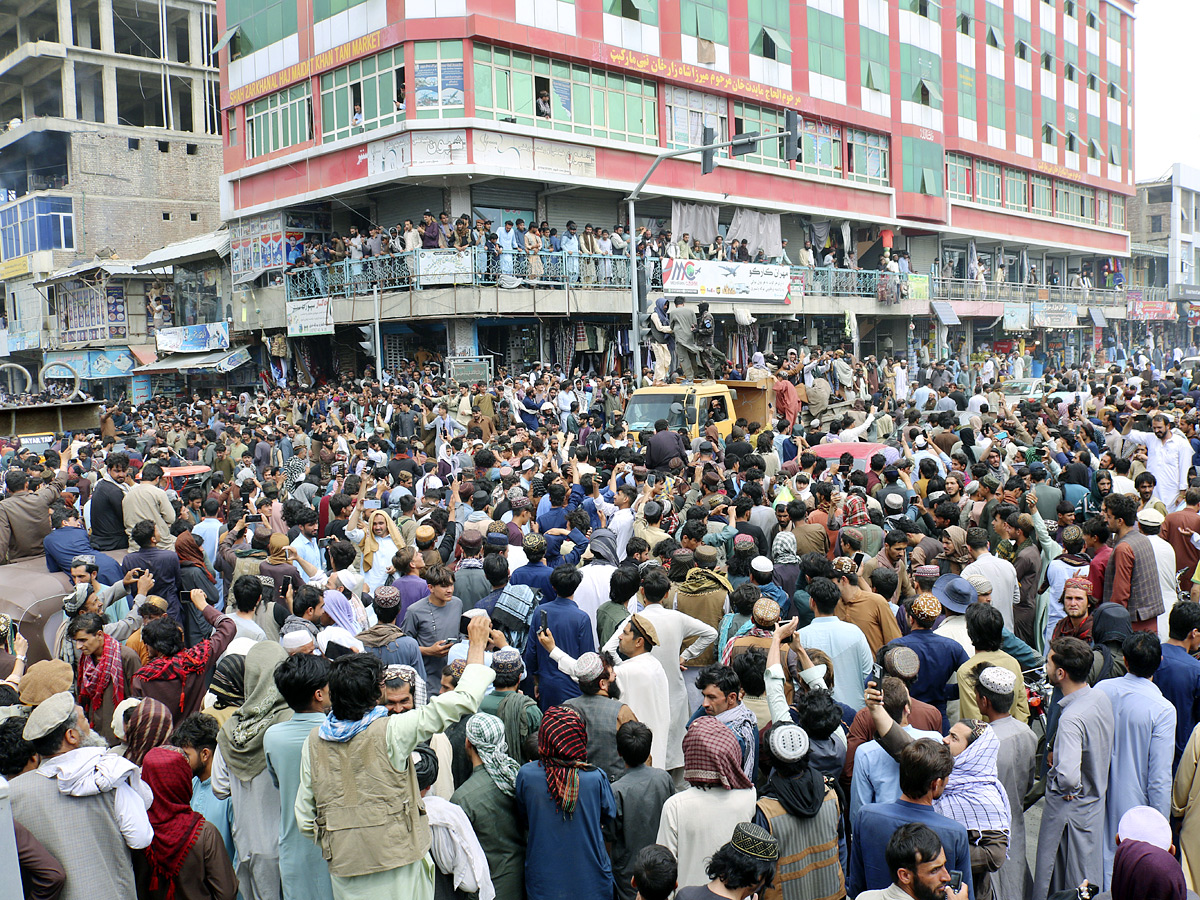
799;119;843;177
246;83;312;159
226;0;298;59
902;137;944;196
900;46;943;109
1097;191;1109;226
975;159;1002;206
605;0;657;27
860;27;890;92
846;129;889;186
320;47;405;142
1111;194;1125;227
986;76;1005;130
732;102;788;169
665;87;728;150
0;195;73;258
413;41;464;120
473;44;657;145
1005;169;1028;210
804;9;840;77
1031;174;1053;216
680;0;728;45
946;152;972;200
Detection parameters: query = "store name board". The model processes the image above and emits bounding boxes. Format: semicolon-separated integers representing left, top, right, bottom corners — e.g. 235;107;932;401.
1003;303;1030;331
1171;283;1200;302
1030;301;1078;328
1035;160;1085;184
606;48;811;112
662;258;790;302
156;323;230;354
0;255;31;281
1130;299;1176;320
287;297;334;337
228;28;397;105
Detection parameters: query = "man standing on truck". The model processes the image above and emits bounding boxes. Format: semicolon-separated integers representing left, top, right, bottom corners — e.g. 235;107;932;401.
669;296;700;382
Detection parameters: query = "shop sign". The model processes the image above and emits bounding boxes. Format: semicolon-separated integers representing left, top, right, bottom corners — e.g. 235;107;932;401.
1030;301;1078;328
130;375;152;405
907;275;929;301
43;348;138;380
156;323;230;354
1172;283;1200;302
217;347;252;373
0;255;31;281
418;248;474;286
1130;299;1176;320
662;259;791;302
286;297;334;337
1188;304;1200;328
1003;303;1029;331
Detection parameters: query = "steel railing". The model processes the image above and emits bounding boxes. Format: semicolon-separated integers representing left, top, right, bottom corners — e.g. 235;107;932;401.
285;253;1165;308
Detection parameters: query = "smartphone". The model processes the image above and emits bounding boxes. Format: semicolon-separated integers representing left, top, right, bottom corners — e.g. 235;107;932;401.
948;870;963;893
871;663;884;684
647;473;657;487
246;513;263;523
318;537;332;548
363;499;381;510
539;609;549;634
459;614;472;635
278;575;293;597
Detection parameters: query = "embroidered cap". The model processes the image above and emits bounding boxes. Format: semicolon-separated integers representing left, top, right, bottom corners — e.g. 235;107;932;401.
574;652;605;681
910;592;942;623
831;556;858;575
977;666;1017;695
767;723;810;763
751;598;781;628
730;822;780;861
373;585;401;609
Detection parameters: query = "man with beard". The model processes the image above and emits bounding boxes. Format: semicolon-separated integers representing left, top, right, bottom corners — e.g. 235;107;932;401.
854;824;969;900
10;692;152;899
68;612;142;745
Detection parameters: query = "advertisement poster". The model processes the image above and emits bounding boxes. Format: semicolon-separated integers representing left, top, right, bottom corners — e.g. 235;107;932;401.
106;285;128;339
417;248;474;286
157;323;230;354
907;275;929;301
1003;304;1030;331
661;259;791;301
1030;302;1078;328
1130;299;1176;320
286;297;334;337
130;375;152;405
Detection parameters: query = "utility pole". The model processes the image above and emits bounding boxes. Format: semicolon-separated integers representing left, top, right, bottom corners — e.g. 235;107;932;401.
624;122;797;376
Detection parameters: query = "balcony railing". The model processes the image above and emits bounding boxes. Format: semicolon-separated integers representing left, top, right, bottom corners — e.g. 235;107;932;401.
285;253;1165;309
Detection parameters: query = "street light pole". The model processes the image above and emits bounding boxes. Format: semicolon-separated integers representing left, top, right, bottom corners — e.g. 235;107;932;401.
624;129;793;380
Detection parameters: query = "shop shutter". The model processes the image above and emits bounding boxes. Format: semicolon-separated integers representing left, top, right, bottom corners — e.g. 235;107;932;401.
546;191;621;231
374;186;445;230
471;183;540;211
906;235;940;278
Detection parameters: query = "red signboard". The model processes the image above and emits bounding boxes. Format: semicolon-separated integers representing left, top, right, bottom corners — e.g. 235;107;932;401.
1130;299;1176;321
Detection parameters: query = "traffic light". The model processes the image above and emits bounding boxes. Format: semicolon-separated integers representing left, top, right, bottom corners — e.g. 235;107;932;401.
701;125;716;175
730;131;759;157
784;110;800;161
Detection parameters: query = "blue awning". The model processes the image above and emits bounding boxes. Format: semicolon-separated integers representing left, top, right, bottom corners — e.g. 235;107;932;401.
931;301;960;325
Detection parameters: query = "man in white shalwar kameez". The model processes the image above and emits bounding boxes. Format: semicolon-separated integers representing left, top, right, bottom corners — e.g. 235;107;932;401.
601;567;717;772
498;222;517;276
542;612;672;771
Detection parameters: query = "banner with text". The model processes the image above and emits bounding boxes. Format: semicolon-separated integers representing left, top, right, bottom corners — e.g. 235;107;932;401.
1003;303;1030;331
418;248;474;286
156;322;230;354
286;297;334;337
661;259;790;301
1030;301;1079;328
1130;299;1177;320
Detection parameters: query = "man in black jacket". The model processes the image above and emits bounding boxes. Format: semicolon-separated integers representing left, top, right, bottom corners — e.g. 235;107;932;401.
88;452;130;552
644;419;688;473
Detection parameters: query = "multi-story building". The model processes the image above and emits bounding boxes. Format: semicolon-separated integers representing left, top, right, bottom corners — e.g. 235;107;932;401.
218;0;1146;377
0;0;223;386
1127;164;1200;353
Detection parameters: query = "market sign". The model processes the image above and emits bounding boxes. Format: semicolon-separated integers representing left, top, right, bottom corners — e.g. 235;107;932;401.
1003;303;1030;331
661;259;790;302
907;275;930;301
1030;301;1078;329
1130;299;1176;320
1188;304;1200;328
1171;283;1200;302
286;297;334;337
156;322;230;354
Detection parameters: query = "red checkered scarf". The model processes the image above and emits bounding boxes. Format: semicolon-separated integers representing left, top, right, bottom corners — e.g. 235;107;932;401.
135;638;218;713
683;715;753;790
77;633;126;722
537;706;591;817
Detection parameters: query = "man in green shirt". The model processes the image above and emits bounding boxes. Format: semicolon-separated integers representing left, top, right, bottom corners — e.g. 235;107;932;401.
478;646;541;765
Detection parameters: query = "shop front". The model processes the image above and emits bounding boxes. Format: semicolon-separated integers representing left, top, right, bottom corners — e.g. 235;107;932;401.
42;346;158;402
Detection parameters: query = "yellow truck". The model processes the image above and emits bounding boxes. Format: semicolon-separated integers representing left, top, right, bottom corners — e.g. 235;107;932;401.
622;379;774;444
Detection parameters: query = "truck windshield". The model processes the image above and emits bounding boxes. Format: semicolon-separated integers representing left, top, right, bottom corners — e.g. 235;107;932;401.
624;394;688;432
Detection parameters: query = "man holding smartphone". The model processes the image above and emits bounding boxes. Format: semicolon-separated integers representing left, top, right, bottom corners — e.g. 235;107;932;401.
853;823;968;900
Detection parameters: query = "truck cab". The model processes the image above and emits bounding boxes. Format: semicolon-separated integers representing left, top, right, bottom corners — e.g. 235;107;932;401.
622;380;773;444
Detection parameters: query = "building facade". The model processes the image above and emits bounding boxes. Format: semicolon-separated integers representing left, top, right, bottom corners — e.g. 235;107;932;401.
217;0;1143;377
0;0;223;386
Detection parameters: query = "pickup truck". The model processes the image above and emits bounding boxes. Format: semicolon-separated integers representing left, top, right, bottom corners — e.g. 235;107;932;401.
622;380;773;444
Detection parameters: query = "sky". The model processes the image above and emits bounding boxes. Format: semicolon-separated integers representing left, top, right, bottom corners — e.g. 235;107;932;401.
1133;2;1200;181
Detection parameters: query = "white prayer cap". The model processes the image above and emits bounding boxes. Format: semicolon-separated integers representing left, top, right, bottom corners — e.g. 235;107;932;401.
1117;806;1172;851
1137;507;1165;527
768;724;810;763
977;667;1016;694
750;556;774;575
281;631;316;654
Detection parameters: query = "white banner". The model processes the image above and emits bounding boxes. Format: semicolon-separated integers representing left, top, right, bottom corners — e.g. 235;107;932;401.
286;297;334;337
418;248;474;286
660;258;791;302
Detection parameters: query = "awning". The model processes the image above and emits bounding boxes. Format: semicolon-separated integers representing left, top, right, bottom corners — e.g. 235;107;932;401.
763;26;792;52
1090;307;1107;327
628;0;655;11
931;302;961;325
130;345;158;366
135;231;230;271
134;346;252;374
234;267;270;286
37;259;143;286
919;77;943;104
211;24;240;55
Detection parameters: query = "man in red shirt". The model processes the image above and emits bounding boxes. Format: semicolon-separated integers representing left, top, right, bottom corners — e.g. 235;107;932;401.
1085;517;1113;603
1163;487;1200;593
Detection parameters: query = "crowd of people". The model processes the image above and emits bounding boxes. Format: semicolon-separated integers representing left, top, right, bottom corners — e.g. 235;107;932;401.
3;327;1200;900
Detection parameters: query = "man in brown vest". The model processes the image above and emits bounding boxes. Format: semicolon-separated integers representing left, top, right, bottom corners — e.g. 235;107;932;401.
295;613;496;895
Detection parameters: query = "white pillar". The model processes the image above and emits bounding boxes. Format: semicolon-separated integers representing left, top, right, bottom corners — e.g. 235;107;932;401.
60;59;77;119
57;0;74;45
102;65;118;124
98;0;115;53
